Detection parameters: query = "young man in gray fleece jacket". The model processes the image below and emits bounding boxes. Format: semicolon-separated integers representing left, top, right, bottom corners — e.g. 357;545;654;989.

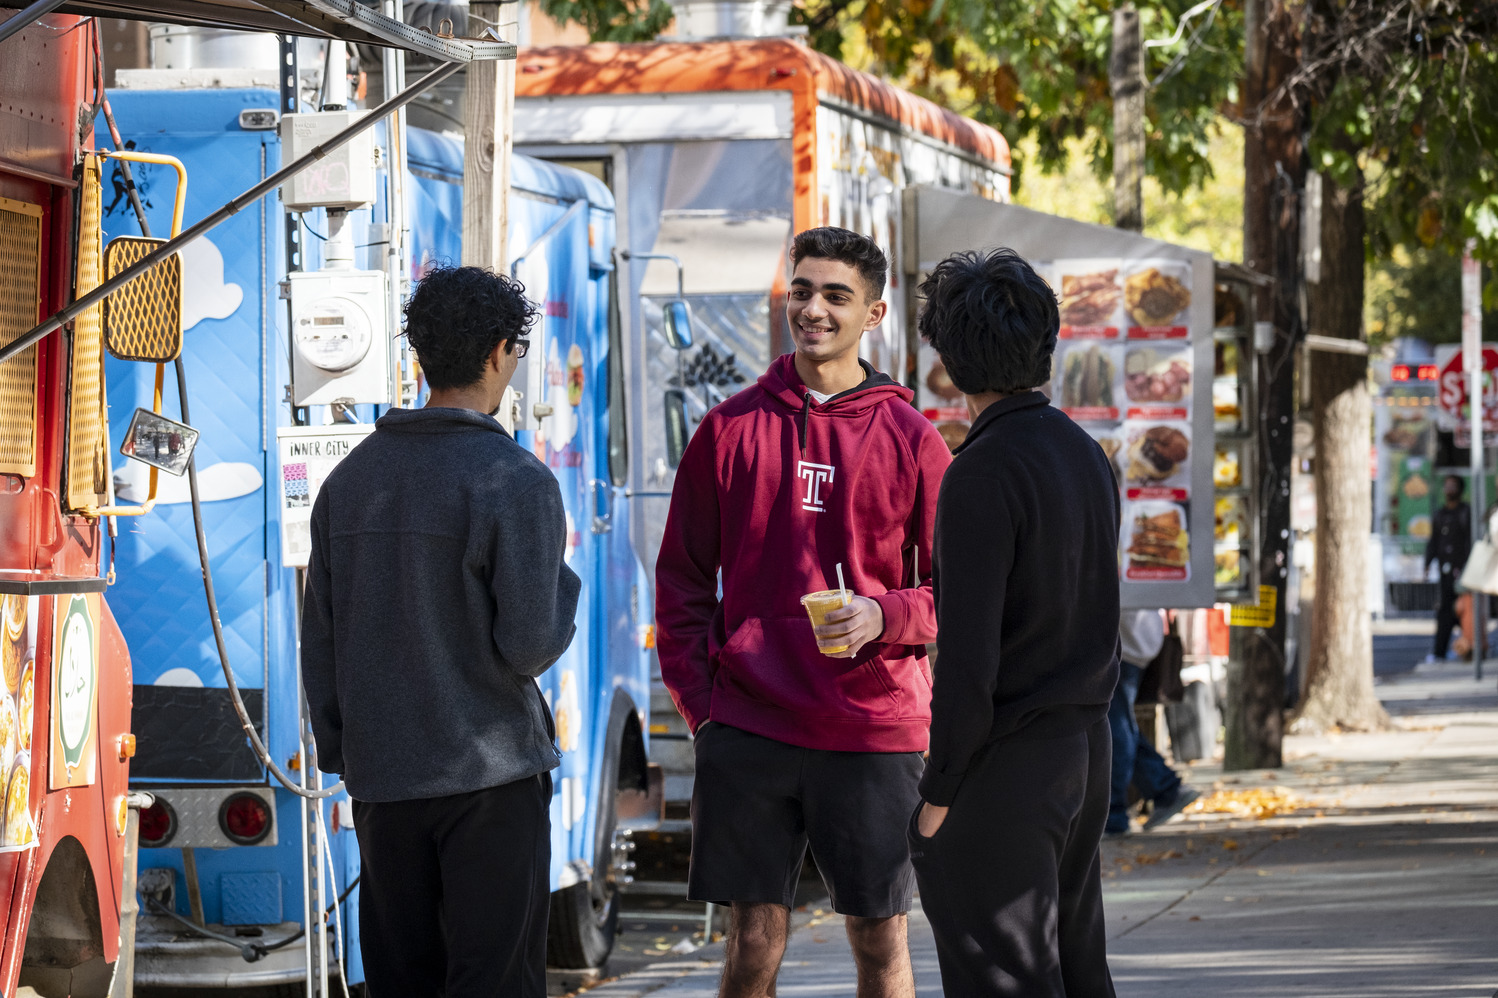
301;266;580;998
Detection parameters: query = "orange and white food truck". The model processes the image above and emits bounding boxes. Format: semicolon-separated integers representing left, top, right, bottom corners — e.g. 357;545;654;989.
507;7;1012;815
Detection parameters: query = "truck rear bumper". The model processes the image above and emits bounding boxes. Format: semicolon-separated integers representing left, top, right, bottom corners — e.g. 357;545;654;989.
133;916;336;988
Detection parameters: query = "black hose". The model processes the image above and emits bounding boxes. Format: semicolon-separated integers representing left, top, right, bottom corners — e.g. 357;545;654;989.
143;895;296;962
141;874;360;962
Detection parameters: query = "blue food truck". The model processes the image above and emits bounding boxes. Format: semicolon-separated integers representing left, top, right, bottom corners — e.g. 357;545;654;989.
98;86;657;989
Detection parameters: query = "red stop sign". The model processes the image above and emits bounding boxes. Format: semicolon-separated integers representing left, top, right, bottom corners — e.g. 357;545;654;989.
1437;347;1498;430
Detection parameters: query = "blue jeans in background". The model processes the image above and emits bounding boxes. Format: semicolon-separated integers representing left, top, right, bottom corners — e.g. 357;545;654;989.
1107;661;1182;833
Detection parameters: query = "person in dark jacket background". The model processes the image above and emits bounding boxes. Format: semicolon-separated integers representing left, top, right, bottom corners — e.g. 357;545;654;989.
1426;474;1472;662
301;266;580;998
911;249;1119;997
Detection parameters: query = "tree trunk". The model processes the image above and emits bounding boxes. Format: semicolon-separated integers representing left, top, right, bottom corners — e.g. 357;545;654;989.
1225;0;1304;771
1295;162;1389;732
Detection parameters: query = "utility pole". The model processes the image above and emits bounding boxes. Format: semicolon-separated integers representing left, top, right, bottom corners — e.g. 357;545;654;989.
462;1;520;430
462;1;517;270
1226;0;1304;770
1462;241;1486;680
1110;4;1145;233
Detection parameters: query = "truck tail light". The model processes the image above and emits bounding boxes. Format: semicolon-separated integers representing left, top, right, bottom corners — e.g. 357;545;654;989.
139;798;177;848
219;793;272;845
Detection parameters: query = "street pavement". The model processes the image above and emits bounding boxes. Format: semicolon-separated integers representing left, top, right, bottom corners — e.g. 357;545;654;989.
573;653;1498;997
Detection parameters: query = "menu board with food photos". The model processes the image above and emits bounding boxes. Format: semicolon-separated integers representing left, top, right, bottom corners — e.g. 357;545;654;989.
905;190;1216;606
1034;258;1205;589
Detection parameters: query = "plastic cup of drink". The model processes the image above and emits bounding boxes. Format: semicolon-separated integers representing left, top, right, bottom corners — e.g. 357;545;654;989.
801;589;853;655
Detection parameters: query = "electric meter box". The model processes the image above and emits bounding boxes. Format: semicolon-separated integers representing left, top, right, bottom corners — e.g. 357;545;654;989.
288;269;391;406
279;110;378;211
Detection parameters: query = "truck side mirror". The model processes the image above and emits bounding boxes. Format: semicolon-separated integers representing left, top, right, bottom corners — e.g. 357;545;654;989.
663;300;694;351
664;389;688;468
121;407;199;477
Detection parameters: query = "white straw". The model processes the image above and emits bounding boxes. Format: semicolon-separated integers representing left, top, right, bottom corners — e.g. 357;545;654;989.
835;563;849;606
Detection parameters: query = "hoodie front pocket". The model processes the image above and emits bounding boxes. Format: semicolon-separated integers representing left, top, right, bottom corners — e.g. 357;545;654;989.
716;616;900;719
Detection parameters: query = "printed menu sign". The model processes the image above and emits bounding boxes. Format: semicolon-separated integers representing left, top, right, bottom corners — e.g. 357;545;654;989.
276;424;377;569
1038;255;1206;591
904;194;1214;606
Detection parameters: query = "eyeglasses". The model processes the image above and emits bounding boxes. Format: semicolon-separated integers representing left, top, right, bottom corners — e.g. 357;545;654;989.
511;338;530;359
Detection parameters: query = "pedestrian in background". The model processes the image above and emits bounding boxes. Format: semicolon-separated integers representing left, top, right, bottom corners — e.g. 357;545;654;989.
301;266;579;998
1426;474;1472;662
1106;610;1200;837
656;228;950;998
911;248;1118;997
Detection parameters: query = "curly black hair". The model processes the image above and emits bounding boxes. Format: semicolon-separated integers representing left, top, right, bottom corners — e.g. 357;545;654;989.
403;266;538;390
791;226;888;302
917;249;1059;396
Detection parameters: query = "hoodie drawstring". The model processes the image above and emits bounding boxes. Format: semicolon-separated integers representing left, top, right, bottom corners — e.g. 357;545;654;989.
798;391;812;452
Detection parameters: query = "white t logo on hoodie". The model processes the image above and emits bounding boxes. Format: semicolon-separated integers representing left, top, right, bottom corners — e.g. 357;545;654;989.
798;461;836;512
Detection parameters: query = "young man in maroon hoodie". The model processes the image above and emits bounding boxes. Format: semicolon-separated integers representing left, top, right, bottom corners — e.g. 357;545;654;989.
657;227;951;998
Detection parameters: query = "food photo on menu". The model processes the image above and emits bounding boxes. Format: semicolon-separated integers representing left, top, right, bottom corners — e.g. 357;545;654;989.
1055;261;1124;336
1124;501;1191;581
1124;422;1191;499
1123;260;1192;334
1054;342;1122;420
0;596;35;852
1123;344;1192;415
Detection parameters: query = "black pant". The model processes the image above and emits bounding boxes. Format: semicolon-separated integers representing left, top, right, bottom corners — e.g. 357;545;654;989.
910;717;1115;998
1435;572;1459;659
352;773;552;998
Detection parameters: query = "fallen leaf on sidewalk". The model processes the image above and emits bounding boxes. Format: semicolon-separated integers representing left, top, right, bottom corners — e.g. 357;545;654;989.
1187;786;1303;820
1222;839;1240;851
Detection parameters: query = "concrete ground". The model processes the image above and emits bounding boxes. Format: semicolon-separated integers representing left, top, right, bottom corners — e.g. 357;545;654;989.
576;658;1498;997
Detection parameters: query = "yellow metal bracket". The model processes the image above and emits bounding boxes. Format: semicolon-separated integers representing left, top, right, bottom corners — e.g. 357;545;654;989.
84;150;187;520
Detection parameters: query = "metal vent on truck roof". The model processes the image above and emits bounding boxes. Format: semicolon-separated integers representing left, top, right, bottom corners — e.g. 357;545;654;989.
666;0;801;39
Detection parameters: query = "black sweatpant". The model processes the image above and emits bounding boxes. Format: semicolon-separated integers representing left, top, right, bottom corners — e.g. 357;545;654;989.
1434;572;1458;659
352;773;552;998
910;717;1114;998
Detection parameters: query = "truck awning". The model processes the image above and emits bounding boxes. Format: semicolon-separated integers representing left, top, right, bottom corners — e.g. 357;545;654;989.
14;0;512;62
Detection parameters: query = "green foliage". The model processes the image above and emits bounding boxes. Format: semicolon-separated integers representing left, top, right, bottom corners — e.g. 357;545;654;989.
1012;129;1245;262
792;0;1245;196
1366;246;1498;350
1299;0;1498;287
535;0;672;42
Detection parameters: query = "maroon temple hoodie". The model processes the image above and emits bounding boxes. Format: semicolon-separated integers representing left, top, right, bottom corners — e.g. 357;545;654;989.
656;354;952;753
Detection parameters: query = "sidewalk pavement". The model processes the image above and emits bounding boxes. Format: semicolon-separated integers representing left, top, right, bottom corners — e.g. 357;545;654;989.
581;660;1498;997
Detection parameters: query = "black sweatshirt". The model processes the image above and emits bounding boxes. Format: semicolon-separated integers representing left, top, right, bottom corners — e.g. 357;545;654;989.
919;391;1121;806
1426;502;1471;577
301;407;580;803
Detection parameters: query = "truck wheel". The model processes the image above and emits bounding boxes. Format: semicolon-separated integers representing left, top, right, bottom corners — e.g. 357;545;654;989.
546;876;619;970
547;741;624;969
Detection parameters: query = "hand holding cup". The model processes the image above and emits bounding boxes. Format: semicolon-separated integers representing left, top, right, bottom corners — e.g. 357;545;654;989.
808;594;884;659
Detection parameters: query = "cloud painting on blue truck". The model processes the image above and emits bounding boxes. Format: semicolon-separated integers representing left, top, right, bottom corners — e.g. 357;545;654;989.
99;87;652;984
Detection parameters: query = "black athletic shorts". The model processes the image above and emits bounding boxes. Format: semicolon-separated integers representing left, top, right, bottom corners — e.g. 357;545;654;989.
688;721;923;918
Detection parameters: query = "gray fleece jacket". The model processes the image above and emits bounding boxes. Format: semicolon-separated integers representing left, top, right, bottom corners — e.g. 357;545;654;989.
300;406;579;802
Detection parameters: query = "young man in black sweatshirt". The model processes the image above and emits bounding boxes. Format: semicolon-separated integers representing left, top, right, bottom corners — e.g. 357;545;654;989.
301;266;580;998
910;249;1119;997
